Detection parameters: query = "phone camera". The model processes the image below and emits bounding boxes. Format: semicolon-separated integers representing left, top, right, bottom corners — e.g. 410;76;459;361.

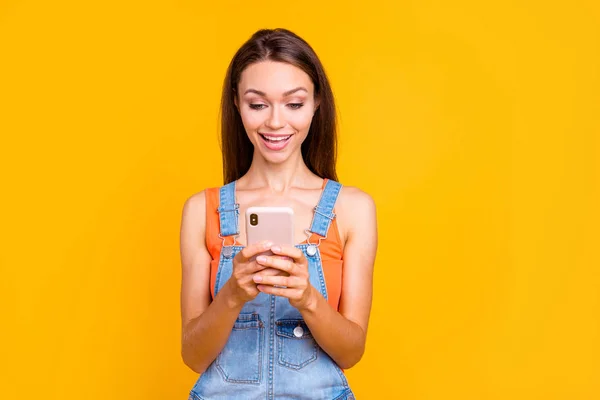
250;213;258;226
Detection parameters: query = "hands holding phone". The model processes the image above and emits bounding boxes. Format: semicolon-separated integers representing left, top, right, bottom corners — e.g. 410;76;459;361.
227;240;314;311
253;244;315;312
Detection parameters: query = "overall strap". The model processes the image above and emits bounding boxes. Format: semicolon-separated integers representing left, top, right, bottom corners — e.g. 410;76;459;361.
217;181;239;237
309;179;342;237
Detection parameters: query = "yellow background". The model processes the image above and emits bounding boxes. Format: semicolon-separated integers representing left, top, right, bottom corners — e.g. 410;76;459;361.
1;0;599;398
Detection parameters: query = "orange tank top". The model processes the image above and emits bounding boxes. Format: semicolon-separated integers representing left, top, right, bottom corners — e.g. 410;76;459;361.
205;179;344;310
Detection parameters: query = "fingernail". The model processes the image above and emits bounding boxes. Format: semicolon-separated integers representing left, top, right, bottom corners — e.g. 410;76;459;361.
253;275;262;283
263;241;273;249
257;255;267;263
271;246;281;252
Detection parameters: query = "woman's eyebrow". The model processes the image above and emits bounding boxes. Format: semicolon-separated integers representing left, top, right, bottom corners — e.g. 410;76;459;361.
282;87;308;96
243;87;308;97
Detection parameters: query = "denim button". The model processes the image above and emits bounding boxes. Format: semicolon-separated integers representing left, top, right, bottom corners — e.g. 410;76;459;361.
293;326;304;337
222;246;233;258
306;245;317;257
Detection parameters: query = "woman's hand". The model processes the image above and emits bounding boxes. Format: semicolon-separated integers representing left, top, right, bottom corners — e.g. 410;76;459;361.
226;241;275;308
253;245;317;311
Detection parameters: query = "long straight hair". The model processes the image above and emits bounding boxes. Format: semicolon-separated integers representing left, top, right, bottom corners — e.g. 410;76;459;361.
220;28;338;184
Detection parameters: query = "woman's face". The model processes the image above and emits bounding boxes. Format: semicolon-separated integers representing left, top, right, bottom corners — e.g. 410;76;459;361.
236;61;318;164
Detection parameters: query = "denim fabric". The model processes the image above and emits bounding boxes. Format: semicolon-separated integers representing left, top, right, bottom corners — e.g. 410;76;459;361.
189;180;355;400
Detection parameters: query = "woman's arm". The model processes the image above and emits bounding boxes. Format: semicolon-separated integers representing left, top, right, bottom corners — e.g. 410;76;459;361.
180;191;276;374
302;187;377;368
179;191;243;374
254;187;378;369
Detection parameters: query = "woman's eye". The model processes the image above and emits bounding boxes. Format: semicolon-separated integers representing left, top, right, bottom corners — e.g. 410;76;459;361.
249;104;267;110
288;103;304;110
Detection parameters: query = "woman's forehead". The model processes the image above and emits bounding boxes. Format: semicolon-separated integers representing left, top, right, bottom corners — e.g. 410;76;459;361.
238;61;314;96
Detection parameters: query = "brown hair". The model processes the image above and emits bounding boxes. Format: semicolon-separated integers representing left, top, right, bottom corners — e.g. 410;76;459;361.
220;28;338;184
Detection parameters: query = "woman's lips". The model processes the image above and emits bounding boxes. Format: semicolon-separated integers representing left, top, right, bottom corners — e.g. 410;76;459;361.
259;133;293;151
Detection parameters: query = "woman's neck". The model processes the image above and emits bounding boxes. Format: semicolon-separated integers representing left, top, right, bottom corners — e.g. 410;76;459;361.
238;151;320;194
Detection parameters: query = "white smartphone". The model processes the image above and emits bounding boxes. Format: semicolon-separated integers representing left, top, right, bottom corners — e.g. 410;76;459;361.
246;206;294;260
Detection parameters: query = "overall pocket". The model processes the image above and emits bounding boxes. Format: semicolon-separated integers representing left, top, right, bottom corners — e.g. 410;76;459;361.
276;319;318;370
216;312;264;384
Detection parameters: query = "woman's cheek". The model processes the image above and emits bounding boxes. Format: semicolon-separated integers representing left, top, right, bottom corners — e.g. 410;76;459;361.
241;111;263;129
289;110;314;130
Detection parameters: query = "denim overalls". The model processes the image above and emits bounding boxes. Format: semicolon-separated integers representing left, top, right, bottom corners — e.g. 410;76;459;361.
189;179;356;400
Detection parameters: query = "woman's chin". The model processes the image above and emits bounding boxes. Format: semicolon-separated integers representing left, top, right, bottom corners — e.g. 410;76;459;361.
254;148;295;165
262;153;290;164
251;135;305;165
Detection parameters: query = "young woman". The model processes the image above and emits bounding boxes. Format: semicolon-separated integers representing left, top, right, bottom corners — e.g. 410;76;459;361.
180;28;378;399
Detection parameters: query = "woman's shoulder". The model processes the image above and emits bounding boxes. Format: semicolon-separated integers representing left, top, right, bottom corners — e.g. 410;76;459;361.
181;186;221;219
183;189;207;211
335;184;377;240
180;190;208;232
337;184;376;211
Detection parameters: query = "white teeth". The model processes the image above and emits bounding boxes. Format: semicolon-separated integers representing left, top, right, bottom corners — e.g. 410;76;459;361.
263;135;291;142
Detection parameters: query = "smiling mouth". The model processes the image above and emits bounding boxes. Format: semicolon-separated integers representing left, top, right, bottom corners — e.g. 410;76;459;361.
259;134;293;143
258;133;293;151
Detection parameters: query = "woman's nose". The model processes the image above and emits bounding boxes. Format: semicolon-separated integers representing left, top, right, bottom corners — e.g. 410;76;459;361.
265;106;284;130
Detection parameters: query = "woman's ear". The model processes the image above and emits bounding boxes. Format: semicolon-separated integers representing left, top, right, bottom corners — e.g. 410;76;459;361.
233;91;239;110
314;97;321;113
